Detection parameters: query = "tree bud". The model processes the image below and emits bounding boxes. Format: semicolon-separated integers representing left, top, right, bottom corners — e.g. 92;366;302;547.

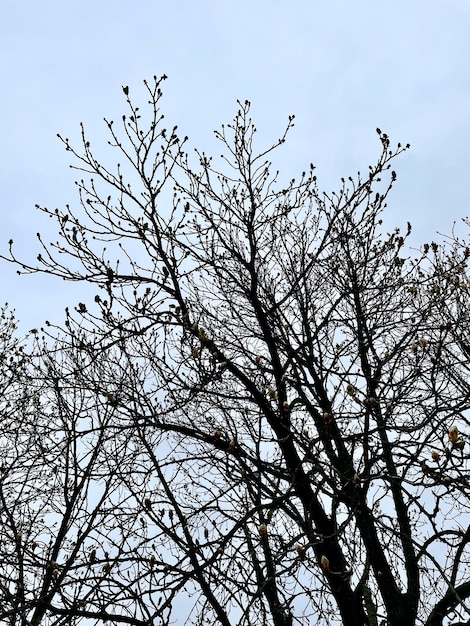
295;543;306;561
321;555;330;572
449;425;459;443
267;386;277;401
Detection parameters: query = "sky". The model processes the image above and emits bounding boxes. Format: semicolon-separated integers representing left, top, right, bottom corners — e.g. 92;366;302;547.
1;0;470;331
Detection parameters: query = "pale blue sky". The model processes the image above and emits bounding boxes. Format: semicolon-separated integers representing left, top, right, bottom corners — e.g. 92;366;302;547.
1;0;469;329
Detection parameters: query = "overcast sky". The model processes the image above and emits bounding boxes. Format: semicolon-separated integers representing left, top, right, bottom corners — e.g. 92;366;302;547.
1;0;469;331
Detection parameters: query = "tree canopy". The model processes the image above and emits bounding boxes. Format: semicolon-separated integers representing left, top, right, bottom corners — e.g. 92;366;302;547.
1;75;470;626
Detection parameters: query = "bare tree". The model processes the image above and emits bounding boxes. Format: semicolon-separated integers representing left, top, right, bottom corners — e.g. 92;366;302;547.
2;76;470;626
0;318;167;625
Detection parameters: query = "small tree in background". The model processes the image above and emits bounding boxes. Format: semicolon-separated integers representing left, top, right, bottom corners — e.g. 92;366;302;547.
2;76;470;626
